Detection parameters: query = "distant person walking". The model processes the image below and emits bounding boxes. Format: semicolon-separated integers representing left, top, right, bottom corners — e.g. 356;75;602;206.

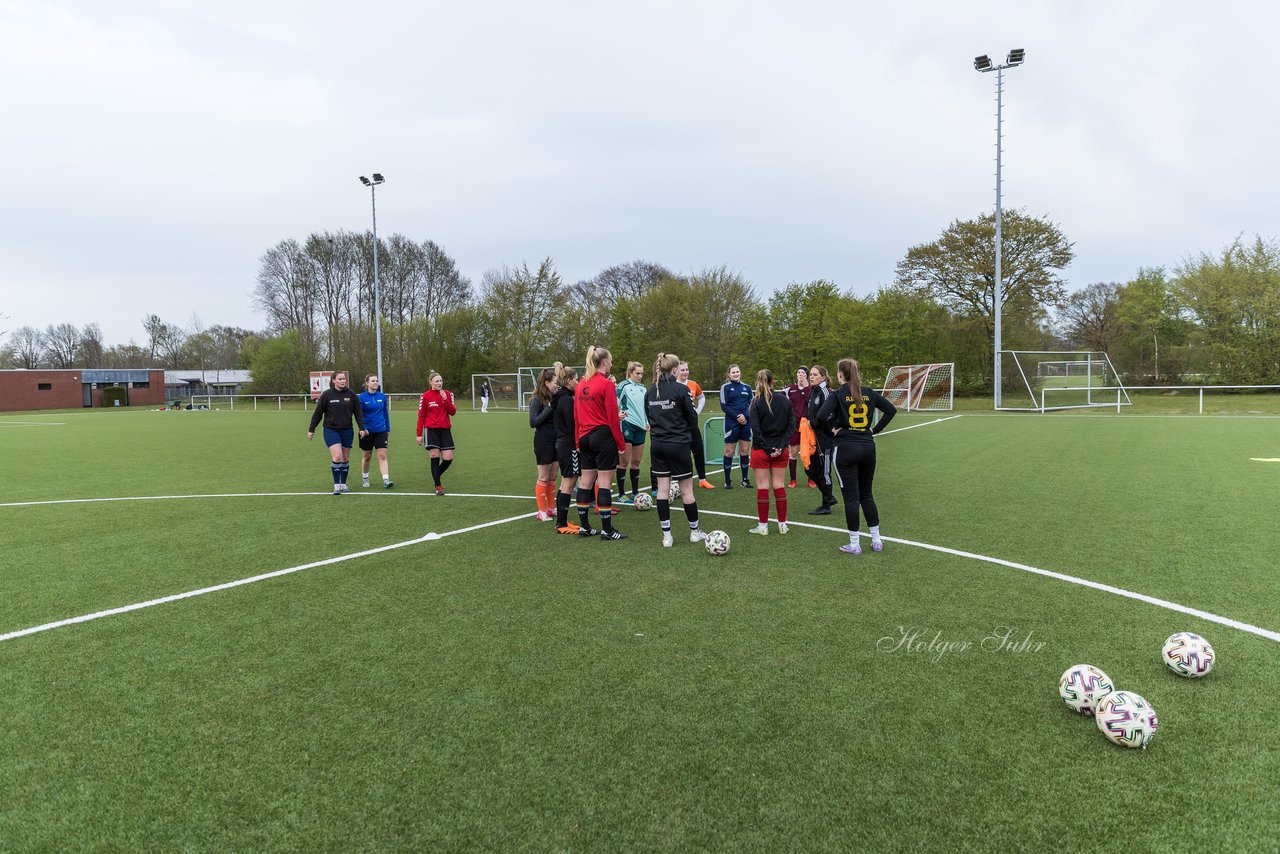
416;371;458;495
307;370;367;495
814;358;896;554
357;373;393;489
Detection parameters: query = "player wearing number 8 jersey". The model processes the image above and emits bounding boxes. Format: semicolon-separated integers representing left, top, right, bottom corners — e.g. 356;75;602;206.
814;358;896;555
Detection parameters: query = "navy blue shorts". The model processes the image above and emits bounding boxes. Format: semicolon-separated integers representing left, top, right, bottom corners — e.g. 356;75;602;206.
723;419;752;444
323;427;354;448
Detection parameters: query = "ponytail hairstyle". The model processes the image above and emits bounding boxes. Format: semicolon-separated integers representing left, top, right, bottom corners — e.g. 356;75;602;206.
654;352;680;378
584;345;611;381
330;370;349;389
625;360;643;380
725;363;740;381
554;361;578;389
837;358;864;406
535;368;556;405
363;374;379;391
754;369;774;414
810;364;829;387
427;371;442;391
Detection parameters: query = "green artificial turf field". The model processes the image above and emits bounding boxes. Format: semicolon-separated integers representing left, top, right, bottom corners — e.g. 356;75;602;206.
2;404;1279;851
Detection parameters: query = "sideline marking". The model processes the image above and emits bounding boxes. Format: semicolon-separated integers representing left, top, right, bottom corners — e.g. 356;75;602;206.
1250;458;1280;462
0;421;65;427
694;509;1280;644
0;510;535;644
876;414;962;436
0;491;534;509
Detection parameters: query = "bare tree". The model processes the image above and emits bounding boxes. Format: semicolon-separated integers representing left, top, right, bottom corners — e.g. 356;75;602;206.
1060;283;1122;352
43;323;81;368
254;239;316;348
76;323;106;367
10;326;45;368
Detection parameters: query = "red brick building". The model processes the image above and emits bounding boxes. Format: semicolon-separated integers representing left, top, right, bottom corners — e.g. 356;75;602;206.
0;369;167;412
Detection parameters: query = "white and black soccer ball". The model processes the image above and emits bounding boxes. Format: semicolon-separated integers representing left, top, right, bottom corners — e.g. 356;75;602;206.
632;491;653;511
1162;632;1215;678
1058;664;1115;715
1095;690;1159;749
704;529;730;556
668;481;682;503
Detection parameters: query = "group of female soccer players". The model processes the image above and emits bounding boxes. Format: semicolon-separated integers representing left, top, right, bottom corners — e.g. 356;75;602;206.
527;347;898;554
307;349;897;554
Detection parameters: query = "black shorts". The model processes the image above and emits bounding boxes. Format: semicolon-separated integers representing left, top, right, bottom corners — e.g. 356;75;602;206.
534;437;557;466
649;440;694;481
359;431;389;451
579;425;620;472
422;427;455;451
556;443;581;479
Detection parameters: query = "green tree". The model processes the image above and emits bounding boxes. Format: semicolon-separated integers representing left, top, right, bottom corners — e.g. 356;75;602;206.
1174;235;1280;383
1114;267;1191;382
1060;282;1123;353
246;330;316;394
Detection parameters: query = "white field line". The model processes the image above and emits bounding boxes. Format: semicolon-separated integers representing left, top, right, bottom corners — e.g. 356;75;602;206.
0;491;534;509
875;414;963;436
0;421;65;426
0;510;535;644
1250;458;1280;462
960;412;1280;420
694;509;1280;644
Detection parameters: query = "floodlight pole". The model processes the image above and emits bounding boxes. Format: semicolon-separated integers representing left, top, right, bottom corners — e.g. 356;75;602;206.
976;51;1023;409
359;174;386;387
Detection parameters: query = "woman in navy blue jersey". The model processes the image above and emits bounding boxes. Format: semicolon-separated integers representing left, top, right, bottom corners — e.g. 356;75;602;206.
815;358;896;554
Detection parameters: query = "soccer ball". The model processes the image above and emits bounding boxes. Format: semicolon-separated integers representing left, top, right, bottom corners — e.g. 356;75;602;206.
1162;632;1215;678
632;492;653;511
1058;664;1115;715
704;529;730;556
1095;690;1159;749
668;480;682;503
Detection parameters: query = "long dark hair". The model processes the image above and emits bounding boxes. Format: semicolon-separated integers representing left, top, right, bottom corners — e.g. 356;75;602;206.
535;368;556;406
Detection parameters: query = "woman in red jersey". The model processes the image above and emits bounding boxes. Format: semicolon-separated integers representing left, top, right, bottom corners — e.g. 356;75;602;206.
784;366;810;488
415;371;457;496
573;345;628;541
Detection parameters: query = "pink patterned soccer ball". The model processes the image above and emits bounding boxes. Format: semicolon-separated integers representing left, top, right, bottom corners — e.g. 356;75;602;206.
1095;690;1159;749
1162;632;1215;678
1058;664;1115;715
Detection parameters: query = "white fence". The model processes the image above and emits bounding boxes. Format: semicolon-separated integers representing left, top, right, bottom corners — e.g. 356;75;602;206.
187;393;424;411
1040;384;1280;414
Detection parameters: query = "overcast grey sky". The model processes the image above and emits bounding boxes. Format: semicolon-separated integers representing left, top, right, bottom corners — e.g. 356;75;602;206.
3;0;1277;345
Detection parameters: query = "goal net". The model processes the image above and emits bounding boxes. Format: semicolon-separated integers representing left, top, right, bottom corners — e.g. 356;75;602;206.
1001;351;1132;411
469;373;520;410
517;365;586;410
881;363;954;411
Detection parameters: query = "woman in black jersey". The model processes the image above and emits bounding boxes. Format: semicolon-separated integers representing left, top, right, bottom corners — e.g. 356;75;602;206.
550;363;582;534
529;368;559;522
746;369;797;537
306;370;368;495
815;358;896;555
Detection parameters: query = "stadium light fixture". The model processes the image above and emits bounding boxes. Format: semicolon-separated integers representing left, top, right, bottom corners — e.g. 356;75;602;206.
973;49;1026;409
358;173;387;386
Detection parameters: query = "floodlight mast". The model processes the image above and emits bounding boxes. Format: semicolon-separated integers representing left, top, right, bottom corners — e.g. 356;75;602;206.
358;174;386;388
974;49;1025;409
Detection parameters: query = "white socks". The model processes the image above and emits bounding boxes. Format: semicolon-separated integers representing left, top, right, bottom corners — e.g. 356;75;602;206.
869;525;882;545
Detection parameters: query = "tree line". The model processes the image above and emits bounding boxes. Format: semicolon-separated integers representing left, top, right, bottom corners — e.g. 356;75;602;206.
4;215;1277;393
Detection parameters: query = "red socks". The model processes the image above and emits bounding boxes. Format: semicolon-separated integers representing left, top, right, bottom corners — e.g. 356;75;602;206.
757;488;770;524
774;487;787;523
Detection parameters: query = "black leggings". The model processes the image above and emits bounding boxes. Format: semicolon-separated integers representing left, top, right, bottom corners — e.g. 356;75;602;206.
806;440;835;503
831;440;878;533
689;425;707;480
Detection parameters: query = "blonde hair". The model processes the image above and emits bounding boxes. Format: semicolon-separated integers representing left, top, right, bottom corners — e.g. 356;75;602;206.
725;363;740;380
554;361;578;388
625;361;643;378
837;358;864;406
811;364;829;383
427;371;442;388
584;345;611;380
535;368;556;405
654;353;680;377
362;374;379;390
754;369;774;414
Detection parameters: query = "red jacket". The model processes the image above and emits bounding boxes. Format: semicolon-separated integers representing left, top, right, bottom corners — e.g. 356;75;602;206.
416;388;456;434
574;372;625;452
